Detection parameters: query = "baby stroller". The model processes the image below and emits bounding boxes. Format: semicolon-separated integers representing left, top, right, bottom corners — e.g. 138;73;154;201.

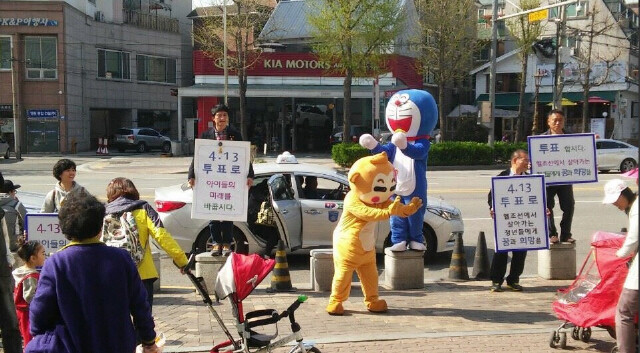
185;252;321;353
549;231;632;349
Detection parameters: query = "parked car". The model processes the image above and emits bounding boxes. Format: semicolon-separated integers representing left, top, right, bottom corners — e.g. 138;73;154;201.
154;153;464;259
114;128;172;153
0;137;9;159
280;104;330;128
330;125;371;144
595;138;638;173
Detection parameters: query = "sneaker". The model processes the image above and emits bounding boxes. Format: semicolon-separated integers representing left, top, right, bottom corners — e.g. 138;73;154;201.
211;244;222;256
506;282;523;291
221;244;232;256
490;283;503;292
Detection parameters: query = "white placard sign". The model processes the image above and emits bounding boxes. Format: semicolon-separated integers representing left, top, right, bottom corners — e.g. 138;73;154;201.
528;133;598;185
491;175;549;252
192;139;250;221
25;213;68;254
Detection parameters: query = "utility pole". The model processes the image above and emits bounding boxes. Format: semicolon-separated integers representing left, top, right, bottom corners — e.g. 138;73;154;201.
552;5;567;110
488;0;499;147
10;35;22;160
222;0;228;105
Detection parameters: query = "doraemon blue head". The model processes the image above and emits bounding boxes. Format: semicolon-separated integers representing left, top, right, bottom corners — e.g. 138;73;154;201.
385;89;438;138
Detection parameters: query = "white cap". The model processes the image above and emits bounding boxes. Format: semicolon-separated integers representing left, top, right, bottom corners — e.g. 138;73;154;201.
602;179;627;204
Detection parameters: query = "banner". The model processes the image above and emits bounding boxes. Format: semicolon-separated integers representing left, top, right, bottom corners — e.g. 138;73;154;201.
491;174;549;252
25;213;68;254
528;133;598;185
191;139;250;221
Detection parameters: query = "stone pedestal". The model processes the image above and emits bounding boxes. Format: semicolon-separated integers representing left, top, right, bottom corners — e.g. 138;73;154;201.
310;249;334;292
152;252;161;293
538;242;577;280
383;248;424;289
195;253;227;294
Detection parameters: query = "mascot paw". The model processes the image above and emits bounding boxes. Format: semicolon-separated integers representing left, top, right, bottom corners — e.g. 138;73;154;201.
367;299;388;313
326;302;344;316
391;131;408;149
388;241;407;252
359;134;378;150
409;241;427;251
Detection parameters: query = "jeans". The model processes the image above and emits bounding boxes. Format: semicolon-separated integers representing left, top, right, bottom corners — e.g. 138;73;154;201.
546;184;575;241
142;278;156;310
489;251;527;285
615;288;638;353
0;275;22;353
209;221;233;245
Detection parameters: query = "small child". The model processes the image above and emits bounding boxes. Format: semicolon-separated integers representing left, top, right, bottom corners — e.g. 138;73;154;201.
12;240;45;348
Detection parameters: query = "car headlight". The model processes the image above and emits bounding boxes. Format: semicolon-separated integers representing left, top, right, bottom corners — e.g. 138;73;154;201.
427;207;461;221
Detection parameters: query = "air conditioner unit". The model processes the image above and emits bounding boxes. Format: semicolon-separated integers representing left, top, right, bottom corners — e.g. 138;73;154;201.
94;11;104;22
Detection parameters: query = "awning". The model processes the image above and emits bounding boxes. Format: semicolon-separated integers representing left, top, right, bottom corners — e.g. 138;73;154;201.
475;93;532;108
587;96;610;103
537;91;617;103
447;104;478;118
177;83;406;99
547;98;577;106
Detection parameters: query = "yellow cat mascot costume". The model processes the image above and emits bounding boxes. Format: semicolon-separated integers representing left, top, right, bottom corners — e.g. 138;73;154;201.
326;152;422;315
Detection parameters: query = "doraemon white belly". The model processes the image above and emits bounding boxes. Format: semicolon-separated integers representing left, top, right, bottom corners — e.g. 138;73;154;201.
393;145;416;196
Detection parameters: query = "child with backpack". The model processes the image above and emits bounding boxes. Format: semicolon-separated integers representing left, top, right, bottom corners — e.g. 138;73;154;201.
12;240;45;348
103;177;188;308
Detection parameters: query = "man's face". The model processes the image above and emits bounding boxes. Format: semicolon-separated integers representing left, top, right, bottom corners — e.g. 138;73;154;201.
213;111;229;130
547;113;565;134
512;153;529;173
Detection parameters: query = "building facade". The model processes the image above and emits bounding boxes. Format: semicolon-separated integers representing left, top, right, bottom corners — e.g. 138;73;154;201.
0;0;192;154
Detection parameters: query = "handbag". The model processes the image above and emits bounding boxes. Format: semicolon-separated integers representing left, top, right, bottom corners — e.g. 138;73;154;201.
256;201;276;227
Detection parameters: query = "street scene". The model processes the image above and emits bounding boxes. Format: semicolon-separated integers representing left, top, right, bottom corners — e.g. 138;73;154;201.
0;152;635;352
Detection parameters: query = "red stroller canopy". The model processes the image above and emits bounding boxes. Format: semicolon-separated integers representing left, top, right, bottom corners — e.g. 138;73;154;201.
215;253;275;303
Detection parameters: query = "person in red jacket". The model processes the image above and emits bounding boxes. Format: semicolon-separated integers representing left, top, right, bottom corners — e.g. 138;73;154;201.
12;240;45;349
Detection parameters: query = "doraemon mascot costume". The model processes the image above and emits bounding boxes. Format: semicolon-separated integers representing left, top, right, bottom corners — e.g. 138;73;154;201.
359;89;438;251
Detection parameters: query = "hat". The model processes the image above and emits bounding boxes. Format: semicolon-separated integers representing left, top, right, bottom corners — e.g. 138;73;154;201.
622;167;638;179
211;104;230;116
602;179;627;204
1;180;20;193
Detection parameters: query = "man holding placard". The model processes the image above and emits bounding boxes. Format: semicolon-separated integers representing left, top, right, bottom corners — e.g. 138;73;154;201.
487;149;532;292
541;110;575;244
188;104;254;256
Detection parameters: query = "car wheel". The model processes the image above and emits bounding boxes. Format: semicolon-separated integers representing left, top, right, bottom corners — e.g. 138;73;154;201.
193;226;249;255
137;142;147;153
3;149;9;159
620;158;637;173
232;228;249;255
423;224;438;262
162;142;172;153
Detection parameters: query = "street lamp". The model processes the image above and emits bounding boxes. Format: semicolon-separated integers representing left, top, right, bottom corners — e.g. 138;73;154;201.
532;68;544;135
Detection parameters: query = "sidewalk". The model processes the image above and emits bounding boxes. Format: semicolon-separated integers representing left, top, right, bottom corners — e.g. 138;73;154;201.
152;277;617;352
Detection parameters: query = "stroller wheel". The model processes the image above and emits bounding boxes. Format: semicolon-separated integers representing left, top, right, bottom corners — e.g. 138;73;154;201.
549;331;558;348
572;327;580;341
559;332;567;349
579;327;591;343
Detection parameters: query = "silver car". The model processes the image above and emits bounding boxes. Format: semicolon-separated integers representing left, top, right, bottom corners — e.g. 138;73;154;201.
595;138;638;173
0;137;9;159
114;128;172;153
154;157;464;259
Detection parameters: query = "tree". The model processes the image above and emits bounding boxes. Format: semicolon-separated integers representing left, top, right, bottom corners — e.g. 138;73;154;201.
565;3;623;133
193;0;275;139
307;0;405;142
414;0;478;141
506;0;542;142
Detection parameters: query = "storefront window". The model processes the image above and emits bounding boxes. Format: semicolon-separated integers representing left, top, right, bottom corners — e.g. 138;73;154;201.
25;36;57;79
136;54;176;83
0;37;10;70
97;49;130;79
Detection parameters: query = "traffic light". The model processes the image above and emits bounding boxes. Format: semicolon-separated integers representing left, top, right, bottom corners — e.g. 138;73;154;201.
532;38;556;59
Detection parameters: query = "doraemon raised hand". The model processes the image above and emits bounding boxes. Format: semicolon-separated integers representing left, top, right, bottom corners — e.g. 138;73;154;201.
359;89;438;252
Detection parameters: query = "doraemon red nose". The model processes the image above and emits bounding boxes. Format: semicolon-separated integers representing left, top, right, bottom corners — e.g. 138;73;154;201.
394;100;402;106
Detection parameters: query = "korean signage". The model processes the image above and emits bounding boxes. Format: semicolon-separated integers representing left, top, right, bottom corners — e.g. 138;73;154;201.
192;139;250;221
491;175;548;252
528;134;598;185
27;109;59;120
0;18;58;26
25;213;68;254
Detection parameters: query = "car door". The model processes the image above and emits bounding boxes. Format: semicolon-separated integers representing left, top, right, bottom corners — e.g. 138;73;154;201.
144;129;161;148
296;174;346;247
596;141;616;169
268;174;302;251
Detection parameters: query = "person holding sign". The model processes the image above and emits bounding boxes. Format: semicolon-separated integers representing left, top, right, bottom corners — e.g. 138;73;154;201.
188;104;254;256
40;159;86;213
487;149;530;292
542;110;575;244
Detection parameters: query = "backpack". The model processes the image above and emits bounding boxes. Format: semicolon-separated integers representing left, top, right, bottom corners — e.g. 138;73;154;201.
101;211;146;265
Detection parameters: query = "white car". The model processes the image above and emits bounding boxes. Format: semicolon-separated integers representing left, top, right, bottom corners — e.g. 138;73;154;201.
595;139;638;173
154;154;464;259
0;137;10;159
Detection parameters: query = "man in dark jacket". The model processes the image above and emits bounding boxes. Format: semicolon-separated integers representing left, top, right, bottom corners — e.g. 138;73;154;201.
487;149;530;292
188;104;254;256
0;171;24;353
541;109;575;244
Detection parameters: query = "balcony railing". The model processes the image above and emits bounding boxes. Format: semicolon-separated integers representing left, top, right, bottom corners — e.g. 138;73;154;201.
122;10;179;33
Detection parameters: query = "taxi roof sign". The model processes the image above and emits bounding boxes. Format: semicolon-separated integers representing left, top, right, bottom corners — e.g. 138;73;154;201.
276;151;298;164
